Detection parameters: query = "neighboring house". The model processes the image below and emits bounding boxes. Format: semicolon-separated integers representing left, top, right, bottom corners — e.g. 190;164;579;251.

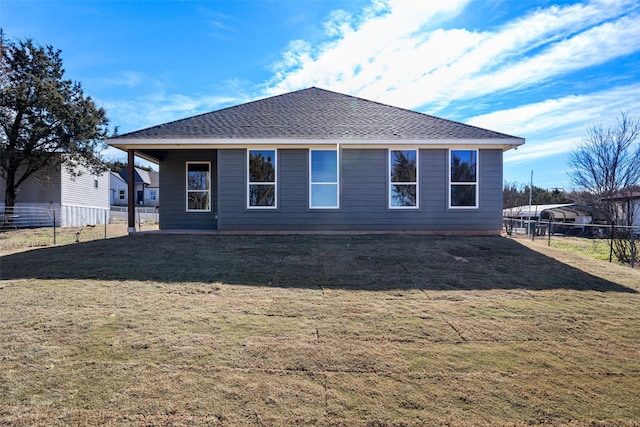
608;188;640;227
147;170;160;206
110;167;159;206
0;160;110;227
110;171;128;205
108;87;524;233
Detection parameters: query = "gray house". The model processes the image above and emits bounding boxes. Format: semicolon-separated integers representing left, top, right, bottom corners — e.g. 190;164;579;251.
111;168;159;206
108;87;524;233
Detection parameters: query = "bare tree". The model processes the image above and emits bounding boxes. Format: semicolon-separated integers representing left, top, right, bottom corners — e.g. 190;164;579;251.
567;112;640;223
568;112;640;265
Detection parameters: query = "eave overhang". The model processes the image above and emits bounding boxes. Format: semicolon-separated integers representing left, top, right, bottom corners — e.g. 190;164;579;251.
108;137;525;163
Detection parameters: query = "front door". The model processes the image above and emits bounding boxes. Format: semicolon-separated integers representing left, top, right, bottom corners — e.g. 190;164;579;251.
137;190;144;205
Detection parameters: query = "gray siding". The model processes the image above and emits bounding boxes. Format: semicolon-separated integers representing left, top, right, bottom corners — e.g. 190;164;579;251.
215;148;503;232
0;164;62;205
159;150;217;230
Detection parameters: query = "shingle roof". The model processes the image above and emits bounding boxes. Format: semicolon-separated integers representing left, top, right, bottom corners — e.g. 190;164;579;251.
114;87;521;141
119;168;151;185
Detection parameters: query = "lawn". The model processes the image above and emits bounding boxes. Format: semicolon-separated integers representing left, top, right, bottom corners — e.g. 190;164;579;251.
0;232;639;426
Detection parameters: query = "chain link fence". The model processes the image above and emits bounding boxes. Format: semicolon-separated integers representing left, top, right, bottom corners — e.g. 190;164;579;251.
1;206;158;252
504;218;639;268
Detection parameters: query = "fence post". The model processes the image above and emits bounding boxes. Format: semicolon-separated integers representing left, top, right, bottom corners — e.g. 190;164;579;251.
631;226;636;269
104;210;107;240
53;210;57;245
609;223;614;263
531;220;536;242
548;220;552;246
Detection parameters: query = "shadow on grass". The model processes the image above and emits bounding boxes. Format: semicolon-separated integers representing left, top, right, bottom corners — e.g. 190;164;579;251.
0;234;636;293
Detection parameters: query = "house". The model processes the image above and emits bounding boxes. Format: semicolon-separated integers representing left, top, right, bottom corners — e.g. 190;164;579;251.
0;159;110;227
108;87;524;233
607;187;640;227
110;171;128;205
110;168;159;206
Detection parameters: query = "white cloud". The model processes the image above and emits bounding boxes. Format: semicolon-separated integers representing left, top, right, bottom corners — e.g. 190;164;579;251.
470;83;640;164
265;0;640;112
469;83;640;134
449;13;640;103
95;71;147;88
265;0;471;97
104;93;240;133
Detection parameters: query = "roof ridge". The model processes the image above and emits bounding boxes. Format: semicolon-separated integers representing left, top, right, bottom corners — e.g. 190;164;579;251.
112;87;524;141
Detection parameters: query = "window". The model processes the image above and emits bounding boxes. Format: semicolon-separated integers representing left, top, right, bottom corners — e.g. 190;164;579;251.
310;150;339;209
186;162;211;211
389;150;418;208
248;150;276;208
149;190;157;202
119;190;125;200
94;177;99;189
449;150;477;208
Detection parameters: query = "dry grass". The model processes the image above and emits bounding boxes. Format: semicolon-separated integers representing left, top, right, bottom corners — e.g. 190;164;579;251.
0;233;639;426
0;223;158;253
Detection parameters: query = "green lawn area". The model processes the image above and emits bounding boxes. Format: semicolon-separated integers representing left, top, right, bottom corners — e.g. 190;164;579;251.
1;232;639;426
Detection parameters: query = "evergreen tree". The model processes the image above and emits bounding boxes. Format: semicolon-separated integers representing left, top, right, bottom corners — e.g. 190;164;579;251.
0;31;110;207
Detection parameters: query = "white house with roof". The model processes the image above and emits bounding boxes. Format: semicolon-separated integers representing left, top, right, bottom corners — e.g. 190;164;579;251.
107;87;524;233
1;160;110;227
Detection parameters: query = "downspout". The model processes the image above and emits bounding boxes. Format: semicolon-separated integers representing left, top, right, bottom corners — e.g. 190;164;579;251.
127;149;136;233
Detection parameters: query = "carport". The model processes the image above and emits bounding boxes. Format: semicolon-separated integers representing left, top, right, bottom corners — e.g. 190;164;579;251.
539;204;608;224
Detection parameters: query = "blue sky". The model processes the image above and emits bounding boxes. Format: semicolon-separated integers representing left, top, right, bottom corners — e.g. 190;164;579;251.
2;0;640;190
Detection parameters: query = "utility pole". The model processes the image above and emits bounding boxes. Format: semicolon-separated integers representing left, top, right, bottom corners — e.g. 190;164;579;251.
527;170;533;238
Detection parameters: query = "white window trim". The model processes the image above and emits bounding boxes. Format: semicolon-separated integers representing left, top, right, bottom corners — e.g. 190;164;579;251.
388;149;419;209
448;149;479;209
186;161;211;212
118;189;125;200
309;149;340;209
247;149;277;209
149;189;158;201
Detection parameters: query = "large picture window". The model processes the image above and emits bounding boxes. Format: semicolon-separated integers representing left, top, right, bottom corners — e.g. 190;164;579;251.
449;150;478;208
310;150;339;209
186;162;211;211
389;149;418;208
248;150;276;208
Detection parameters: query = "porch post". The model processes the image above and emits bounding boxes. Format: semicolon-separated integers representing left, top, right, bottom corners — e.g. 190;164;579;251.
127;149;136;233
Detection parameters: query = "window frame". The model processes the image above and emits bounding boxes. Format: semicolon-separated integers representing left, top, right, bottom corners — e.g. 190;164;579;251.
247;149;277;209
388;149;419;209
309;149;340;209
118;189;125;200
448;149;479;209
185;161;211;212
149;189;158;202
